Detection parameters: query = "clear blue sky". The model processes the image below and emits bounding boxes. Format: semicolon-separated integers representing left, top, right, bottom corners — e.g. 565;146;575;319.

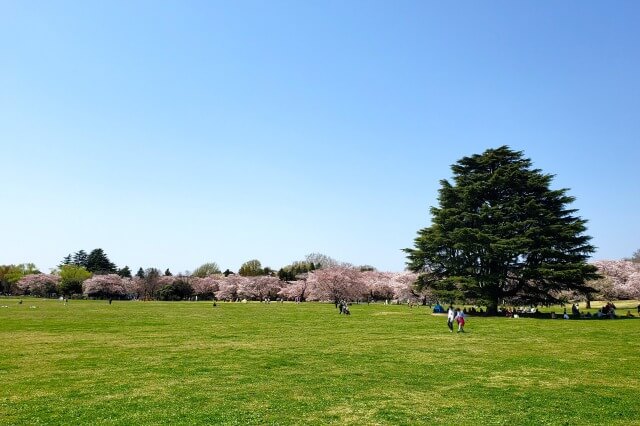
2;1;639;273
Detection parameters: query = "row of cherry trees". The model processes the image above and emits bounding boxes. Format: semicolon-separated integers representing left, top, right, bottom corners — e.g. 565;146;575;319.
13;260;640;303
16;268;424;303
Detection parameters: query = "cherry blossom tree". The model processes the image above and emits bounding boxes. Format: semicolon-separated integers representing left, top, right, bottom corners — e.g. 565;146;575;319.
191;275;222;300
83;274;126;298
122;277;140;299
278;279;309;301
307;267;367;303
390;272;423;303
360;271;395;302
17;273;60;297
592;260;640;300
238;276;282;300
216;274;249;301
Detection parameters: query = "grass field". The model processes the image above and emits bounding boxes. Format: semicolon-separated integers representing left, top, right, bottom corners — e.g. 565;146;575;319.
1;298;639;425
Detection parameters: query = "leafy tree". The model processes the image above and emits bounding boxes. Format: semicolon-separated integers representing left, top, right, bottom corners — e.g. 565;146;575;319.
58;265;92;296
157;277;193;301
405;146;599;314
238;259;264;277
192;262;221;278
72;250;89;267
223;269;234;277
278;261;316;281
118;266;132;278
85;249;117;274
0;264;40;294
164;268;172;276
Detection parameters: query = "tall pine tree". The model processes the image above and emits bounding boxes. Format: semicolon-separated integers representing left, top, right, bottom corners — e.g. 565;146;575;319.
85;248;117;274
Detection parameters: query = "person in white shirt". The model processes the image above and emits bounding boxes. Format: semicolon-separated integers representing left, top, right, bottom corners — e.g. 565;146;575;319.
447;305;455;333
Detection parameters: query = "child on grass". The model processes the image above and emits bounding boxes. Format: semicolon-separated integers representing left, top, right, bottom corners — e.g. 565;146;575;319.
455;308;466;333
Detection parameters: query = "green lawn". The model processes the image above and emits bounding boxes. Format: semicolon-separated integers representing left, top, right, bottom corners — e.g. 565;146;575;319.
1;298;639;425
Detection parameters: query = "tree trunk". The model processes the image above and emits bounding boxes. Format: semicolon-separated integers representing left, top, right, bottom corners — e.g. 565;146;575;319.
486;299;499;316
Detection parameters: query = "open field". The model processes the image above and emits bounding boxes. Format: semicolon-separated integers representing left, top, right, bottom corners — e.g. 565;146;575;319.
1;298;639;425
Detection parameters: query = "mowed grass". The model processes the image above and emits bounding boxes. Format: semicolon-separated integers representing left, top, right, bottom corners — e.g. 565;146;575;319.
1;299;639;425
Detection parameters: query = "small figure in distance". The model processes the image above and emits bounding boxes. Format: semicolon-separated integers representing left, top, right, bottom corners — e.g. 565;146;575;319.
455;308;466;333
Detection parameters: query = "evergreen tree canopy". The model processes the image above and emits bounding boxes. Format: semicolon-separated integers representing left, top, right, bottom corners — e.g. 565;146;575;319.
118;266;132;278
238;259;264;277
72;250;88;267
86;249;117;274
59;254;72;267
404;146;599;313
136;267;145;279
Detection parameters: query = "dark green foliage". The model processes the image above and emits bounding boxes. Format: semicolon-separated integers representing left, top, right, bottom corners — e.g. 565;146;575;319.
118;266;132;278
58;265;91;296
223;269;234;277
59;254;72;267
136;267;145;279
238;259;264;276
72;250;88;267
164;268;172;276
278;261;316;281
192;262;221;278
85;249;117;274
157;278;193;301
0;264;40;294
405;146;599;313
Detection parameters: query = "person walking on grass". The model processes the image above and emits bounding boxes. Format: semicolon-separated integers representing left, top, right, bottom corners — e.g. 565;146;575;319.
447;305;455;333
455;308;466;333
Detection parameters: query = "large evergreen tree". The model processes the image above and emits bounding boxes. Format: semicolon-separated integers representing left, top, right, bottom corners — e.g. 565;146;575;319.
118;266;132;278
85;248;117;274
72;250;89;267
136;267;145;279
404;146;599;314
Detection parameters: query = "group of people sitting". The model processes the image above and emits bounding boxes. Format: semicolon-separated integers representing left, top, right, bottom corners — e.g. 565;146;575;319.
434;303;483;315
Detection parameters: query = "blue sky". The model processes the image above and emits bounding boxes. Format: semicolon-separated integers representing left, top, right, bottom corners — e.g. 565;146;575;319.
1;1;639;273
